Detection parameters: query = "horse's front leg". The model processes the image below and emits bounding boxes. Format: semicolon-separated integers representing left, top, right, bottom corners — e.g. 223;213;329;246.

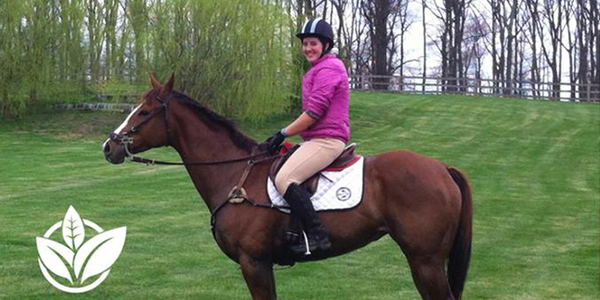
239;254;277;300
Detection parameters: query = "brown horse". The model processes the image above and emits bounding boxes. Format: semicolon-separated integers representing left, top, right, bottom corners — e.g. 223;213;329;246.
102;74;473;300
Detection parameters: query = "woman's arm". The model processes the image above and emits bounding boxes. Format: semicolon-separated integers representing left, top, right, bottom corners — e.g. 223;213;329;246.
283;112;317;137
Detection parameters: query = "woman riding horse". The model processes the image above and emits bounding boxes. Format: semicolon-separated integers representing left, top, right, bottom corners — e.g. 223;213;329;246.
102;20;472;300
265;18;350;256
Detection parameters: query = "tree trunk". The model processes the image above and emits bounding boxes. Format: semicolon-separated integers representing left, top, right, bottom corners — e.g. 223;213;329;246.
422;0;427;94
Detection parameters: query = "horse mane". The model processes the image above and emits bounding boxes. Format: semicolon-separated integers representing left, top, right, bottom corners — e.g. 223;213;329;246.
150;89;258;151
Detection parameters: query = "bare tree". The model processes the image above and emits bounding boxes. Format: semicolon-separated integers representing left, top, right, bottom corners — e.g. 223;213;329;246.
428;0;473;92
529;0;564;99
463;13;488;94
422;0;427;93
561;0;577;99
592;0;600;92
390;0;416;87
523;0;542;98
504;0;523;96
484;0;524;95
330;0;350;65
361;0;392;89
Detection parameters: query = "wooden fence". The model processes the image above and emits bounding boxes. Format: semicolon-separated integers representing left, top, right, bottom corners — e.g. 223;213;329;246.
350;75;600;103
59;75;599;113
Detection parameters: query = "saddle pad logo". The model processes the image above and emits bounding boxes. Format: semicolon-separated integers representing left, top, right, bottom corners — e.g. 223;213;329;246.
336;187;352;201
36;206;126;293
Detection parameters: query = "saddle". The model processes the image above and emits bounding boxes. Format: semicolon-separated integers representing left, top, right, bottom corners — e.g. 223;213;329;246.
269;143;358;196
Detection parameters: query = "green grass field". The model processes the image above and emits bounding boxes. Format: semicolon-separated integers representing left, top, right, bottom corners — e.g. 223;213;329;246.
0;92;598;299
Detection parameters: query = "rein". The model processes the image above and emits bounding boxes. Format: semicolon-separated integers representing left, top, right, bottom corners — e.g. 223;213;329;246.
128;151;276;166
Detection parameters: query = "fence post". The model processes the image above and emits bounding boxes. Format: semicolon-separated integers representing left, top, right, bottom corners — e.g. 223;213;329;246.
587;72;591;102
362;75;366;91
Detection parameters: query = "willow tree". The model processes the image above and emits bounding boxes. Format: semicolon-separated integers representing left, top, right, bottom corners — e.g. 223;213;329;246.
0;0;28;117
145;0;294;121
0;0;296;121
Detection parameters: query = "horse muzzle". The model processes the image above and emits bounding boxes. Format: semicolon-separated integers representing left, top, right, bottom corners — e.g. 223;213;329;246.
103;138;127;164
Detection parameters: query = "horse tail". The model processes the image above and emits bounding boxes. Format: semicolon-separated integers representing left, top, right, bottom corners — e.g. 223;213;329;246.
447;167;473;300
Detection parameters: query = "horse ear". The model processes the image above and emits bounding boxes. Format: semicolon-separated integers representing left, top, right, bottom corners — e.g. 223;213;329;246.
150;72;162;89
162;73;175;95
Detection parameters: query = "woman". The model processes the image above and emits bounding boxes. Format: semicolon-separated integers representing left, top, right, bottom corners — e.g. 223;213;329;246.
265;18;350;256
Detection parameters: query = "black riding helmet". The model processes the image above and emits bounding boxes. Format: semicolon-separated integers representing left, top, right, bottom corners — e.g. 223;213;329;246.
296;18;335;54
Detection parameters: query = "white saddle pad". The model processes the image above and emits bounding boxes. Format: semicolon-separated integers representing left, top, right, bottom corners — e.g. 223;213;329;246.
267;156;365;213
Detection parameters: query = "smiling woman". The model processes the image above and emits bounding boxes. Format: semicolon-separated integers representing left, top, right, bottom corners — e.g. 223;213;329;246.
264;18;352;256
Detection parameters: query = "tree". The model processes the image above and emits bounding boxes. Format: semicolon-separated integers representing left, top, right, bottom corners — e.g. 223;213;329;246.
0;0;297;120
104;0;119;81
523;0;541;98
561;0;577;100
359;0;412;90
422;0;427;93
85;0;105;82
361;0;392;89
428;0;473;92
463;13;488;94
529;0;564;100
391;0;416;89
592;0;600;97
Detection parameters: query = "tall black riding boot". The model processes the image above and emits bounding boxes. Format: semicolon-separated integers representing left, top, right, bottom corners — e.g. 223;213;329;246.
283;184;332;255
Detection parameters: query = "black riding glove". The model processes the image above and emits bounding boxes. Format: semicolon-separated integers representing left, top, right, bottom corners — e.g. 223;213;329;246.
265;130;286;153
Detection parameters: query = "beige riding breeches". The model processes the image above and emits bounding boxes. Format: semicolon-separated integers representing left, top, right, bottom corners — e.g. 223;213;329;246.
274;138;346;195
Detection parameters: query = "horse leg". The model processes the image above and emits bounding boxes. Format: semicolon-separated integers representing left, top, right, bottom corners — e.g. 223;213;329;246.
406;255;454;300
239;255;277;300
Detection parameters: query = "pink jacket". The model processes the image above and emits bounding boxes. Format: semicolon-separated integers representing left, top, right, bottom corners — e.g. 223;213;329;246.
300;54;350;144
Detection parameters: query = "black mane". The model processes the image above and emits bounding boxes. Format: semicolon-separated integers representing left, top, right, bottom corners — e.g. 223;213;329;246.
150;89;258;151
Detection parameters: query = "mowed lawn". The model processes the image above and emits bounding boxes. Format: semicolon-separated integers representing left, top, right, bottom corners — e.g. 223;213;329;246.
0;92;598;300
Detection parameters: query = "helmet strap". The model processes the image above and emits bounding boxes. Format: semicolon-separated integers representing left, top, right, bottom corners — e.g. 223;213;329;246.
318;38;332;57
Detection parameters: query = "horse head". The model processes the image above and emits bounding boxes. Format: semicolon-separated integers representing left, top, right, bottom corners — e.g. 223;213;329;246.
103;73;175;164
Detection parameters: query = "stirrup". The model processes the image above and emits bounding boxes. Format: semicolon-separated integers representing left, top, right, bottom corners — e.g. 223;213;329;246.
302;231;311;255
289;231;331;256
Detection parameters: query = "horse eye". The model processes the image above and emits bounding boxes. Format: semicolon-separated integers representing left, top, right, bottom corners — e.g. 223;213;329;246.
139;110;150;116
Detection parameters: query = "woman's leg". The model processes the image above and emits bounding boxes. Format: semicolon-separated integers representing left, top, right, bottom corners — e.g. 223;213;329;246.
274;138;345;255
275;138;345;195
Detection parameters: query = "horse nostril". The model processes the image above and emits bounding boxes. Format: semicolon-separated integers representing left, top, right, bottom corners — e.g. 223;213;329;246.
103;141;112;154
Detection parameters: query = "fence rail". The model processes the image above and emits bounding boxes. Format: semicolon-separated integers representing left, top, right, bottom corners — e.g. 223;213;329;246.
350;75;600;103
58;102;136;112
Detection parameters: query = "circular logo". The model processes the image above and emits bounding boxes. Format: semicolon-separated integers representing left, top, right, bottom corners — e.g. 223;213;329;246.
36;206;126;293
38;220;110;293
336;187;352;201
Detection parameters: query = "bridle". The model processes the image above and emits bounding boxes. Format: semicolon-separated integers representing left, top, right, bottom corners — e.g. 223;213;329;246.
107;92;276;166
109;93;173;159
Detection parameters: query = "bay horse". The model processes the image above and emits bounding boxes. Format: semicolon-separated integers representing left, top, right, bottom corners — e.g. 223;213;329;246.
102;74;472;300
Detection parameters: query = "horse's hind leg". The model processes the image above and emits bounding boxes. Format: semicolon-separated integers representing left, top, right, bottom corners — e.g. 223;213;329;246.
239;255;277;300
407;255;454;300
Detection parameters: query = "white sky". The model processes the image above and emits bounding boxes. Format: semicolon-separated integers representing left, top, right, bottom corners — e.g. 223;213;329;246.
398;0;574;82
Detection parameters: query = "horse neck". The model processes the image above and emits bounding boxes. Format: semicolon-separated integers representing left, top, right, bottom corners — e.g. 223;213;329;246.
168;101;255;211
